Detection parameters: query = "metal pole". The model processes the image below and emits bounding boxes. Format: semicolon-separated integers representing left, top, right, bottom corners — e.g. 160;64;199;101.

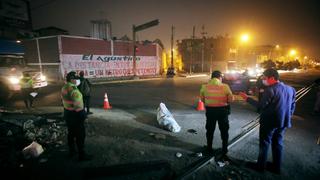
190;26;195;74
171;25;174;69
201;39;204;72
36;38;42;73
132;25;136;77
210;54;213;73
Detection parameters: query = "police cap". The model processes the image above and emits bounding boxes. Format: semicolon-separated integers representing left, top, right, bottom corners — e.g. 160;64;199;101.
211;70;222;79
66;71;79;82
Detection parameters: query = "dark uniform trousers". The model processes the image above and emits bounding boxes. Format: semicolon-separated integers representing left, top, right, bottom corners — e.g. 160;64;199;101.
21;88;34;108
64;109;86;156
83;96;91;113
258;123;286;172
205;106;229;155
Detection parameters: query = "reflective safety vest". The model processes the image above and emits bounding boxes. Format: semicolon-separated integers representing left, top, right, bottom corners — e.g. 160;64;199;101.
20;77;33;89
200;78;233;107
61;82;84;111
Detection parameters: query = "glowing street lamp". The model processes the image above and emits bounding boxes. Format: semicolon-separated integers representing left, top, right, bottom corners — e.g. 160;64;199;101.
275;44;280;49
240;34;250;43
289;49;297;56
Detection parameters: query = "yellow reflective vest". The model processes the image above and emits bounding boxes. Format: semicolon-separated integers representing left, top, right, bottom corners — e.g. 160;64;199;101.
200;78;234;107
61;82;84;111
20;77;33;89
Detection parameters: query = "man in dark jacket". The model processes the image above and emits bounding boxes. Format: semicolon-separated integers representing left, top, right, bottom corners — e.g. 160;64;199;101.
78;71;92;114
240;68;296;174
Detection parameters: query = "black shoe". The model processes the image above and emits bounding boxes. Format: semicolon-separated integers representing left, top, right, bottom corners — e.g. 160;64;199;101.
87;112;93;115
79;153;93;161
246;162;265;173
266;162;281;174
203;148;214;156
221;154;231;162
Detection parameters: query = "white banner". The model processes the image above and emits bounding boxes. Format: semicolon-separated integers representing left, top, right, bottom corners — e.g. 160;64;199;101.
60;54;160;78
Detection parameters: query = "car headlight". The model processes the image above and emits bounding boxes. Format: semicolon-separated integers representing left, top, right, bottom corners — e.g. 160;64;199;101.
9;76;20;84
40;75;46;81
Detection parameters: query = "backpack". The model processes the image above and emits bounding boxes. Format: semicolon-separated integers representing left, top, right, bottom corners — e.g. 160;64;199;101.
79;79;90;96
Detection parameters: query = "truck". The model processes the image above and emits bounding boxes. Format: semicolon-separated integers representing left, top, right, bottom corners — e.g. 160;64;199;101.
0;39;48;102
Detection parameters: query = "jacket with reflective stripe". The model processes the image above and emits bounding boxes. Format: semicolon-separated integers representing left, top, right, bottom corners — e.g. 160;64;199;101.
61;82;84;111
200;78;233;107
20;77;33;89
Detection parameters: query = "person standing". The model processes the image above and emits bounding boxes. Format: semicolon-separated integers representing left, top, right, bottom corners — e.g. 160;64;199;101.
20;72;34;108
313;78;320;115
61;71;91;161
78;71;92;114
200;70;234;159
240;68;296;174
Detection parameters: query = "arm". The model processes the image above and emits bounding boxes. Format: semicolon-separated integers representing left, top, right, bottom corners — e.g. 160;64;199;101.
225;85;234;103
290;87;296;115
200;85;205;103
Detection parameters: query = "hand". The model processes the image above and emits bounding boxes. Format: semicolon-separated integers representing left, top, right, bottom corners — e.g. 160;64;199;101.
239;92;248;101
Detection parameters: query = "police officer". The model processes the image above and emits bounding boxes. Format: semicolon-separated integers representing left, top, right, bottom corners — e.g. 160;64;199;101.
240;68;296;174
200;70;234;159
20;72;34;108
61;71;91;161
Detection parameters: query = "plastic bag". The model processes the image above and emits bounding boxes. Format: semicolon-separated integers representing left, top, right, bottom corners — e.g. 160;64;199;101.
157;102;181;133
22;141;44;159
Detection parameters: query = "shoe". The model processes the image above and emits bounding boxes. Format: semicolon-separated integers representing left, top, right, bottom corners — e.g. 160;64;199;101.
266;162;281;174
79;153;93;161
246;162;265;173
87;112;93;115
221;154;231;162
203;148;214;156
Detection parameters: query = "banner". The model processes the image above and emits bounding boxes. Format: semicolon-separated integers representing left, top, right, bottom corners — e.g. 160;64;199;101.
60;54;160;78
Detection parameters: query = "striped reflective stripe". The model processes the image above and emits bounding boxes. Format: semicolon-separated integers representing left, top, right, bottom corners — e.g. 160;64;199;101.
63;100;73;104
206;85;224;93
205;96;227;100
64;107;74;111
206;103;228;107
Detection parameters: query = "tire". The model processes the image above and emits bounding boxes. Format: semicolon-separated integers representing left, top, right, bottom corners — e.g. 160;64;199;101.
0;82;10;104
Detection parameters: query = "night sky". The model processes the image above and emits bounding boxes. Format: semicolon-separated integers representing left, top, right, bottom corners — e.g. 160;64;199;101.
30;0;320;57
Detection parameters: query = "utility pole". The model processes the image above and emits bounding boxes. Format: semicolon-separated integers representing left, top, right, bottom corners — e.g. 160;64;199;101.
171;25;174;69
201;25;207;72
132;19;159;79
167;25;175;77
190;26;195;74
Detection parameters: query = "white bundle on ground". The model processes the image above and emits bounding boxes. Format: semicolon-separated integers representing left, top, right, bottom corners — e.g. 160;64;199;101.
22;141;44;159
157;102;181;133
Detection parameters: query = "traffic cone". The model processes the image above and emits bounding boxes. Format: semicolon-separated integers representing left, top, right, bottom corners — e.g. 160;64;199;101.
103;93;112;109
196;98;205;111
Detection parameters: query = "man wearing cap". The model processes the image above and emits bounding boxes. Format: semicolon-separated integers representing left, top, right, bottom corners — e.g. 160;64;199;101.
61;71;91;161
240;68;296;174
200;70;234;160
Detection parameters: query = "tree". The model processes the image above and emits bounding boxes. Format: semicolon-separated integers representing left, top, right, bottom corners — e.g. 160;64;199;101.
261;59;276;69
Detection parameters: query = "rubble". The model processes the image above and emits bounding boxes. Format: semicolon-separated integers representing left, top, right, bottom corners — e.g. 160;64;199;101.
0;112;67;168
22;141;44;159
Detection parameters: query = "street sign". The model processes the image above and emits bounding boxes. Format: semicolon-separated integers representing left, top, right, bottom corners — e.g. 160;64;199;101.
134;19;159;32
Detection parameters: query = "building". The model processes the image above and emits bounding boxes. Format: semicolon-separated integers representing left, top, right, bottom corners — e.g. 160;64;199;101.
33;26;69;37
90;19;112;40
23;35;163;81
177;35;236;73
0;0;33;39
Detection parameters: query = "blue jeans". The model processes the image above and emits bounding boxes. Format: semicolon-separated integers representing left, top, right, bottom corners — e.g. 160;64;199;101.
257;124;286;172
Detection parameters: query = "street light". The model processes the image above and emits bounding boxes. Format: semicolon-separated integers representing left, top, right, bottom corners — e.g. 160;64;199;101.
289;49;296;56
240;33;250;43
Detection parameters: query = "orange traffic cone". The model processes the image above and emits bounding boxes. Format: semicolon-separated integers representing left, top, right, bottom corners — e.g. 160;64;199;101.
196;98;205;111
103;93;112;109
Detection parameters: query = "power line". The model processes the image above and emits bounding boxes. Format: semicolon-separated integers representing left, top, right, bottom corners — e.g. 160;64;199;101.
30;0;58;11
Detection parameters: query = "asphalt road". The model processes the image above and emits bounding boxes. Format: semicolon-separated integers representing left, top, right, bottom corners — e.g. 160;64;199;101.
1;69;320;179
